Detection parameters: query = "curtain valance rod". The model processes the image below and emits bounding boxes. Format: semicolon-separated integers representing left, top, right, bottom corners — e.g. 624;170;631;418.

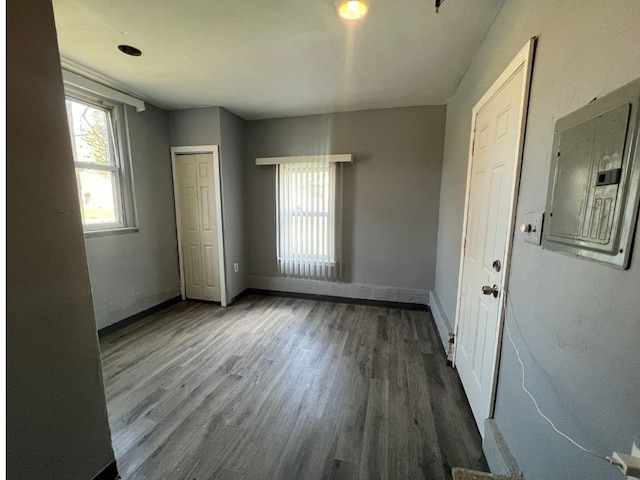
256;154;352;165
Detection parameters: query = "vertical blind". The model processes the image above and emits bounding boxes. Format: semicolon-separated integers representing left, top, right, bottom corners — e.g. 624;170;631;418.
276;161;341;279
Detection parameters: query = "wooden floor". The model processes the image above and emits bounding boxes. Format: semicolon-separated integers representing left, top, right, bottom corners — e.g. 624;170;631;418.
100;295;483;480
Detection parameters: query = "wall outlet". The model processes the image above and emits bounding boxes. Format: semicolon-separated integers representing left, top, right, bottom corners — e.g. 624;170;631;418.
233;263;239;273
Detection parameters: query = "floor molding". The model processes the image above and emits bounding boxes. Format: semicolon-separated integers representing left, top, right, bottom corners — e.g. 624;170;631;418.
228;288;250;306
91;461;118;480
427;307;448;356
248;274;429;305
246;288;429;311
429;290;453;354
98;296;182;338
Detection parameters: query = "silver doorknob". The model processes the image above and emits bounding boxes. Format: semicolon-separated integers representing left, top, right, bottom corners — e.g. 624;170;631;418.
481;284;499;298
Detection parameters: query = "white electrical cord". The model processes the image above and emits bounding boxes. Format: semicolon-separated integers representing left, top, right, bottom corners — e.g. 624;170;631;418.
503;290;610;463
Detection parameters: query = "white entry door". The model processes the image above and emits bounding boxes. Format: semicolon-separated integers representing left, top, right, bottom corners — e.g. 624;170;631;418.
454;41;534;433
175;153;221;302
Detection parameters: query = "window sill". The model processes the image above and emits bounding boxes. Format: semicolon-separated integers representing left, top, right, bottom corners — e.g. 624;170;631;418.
277;259;339;280
278;257;336;265
84;226;139;239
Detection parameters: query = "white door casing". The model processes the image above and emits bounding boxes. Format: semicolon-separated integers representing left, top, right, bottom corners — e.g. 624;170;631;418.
453;39;535;435
171;146;227;306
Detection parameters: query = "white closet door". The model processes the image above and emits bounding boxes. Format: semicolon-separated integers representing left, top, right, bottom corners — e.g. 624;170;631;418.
176;153;221;302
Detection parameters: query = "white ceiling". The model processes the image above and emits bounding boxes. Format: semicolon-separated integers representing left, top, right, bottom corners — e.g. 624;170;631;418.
52;0;504;120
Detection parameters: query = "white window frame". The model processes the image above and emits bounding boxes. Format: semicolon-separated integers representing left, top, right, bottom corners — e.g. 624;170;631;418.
276;161;337;268
257;154;351;280
64;88;138;237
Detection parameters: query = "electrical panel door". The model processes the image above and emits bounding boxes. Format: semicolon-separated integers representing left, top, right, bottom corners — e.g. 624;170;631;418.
543;79;640;269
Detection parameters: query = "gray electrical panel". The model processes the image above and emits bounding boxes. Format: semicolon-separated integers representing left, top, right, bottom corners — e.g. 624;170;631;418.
543;79;640;269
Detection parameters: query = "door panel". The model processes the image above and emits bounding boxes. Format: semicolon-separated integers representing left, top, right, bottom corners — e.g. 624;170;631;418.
178;155;203;300
195;154;220;301
186;188;199;231
176;153;221;302
189;245;202;287
456;64;527;432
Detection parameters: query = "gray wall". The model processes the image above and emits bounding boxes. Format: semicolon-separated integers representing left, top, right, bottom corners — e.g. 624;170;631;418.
89;104;248;324
246;106;446;302
86;104;181;329
220;108;249;300
168;107;248;302
169;107;221;146
7;0;115;477
432;1;640;479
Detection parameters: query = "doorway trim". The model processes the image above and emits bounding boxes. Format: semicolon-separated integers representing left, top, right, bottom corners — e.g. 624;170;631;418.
170;145;227;307
452;38;536;421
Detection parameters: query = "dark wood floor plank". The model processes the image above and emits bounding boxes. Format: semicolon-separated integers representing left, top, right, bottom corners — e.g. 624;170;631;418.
388;323;412;480
271;415;332;480
372;314;390;381
214;468;246;480
327;459;356;480
334;337;374;465
406;359;447;480
423;353;485;474
215;350;318;476
117;373;243;477
358;378;389;480
100;295;483;480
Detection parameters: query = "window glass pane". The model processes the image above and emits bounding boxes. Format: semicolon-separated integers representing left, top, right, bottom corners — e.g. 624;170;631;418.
75;168;119;225
65;98;113;165
279;163;331;259
288;215;328;257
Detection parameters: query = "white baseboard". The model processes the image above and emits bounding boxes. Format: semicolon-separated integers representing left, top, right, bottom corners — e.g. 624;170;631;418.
429;290;453;353
248;275;428;305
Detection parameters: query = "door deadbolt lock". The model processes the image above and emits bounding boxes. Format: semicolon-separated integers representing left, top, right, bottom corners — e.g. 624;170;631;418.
481;284;499;298
492;260;501;272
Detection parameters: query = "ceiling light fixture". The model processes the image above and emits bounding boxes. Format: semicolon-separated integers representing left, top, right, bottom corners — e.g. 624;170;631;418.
118;45;142;57
337;0;369;21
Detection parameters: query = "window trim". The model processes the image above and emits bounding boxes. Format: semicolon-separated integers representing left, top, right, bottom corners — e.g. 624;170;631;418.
256;154;352;165
62;69;146;112
64;88;138;236
275;161;343;279
256;154;350;280
276;162;337;264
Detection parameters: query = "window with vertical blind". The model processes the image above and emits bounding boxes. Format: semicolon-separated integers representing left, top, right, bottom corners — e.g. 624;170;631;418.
257;154;351;280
